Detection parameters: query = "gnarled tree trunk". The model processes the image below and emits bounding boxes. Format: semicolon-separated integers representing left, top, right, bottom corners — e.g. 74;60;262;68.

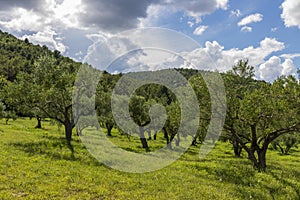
246;148;267;172
65;121;73;143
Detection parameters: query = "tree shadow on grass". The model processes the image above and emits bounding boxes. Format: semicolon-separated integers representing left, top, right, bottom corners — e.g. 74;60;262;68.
205;160;256;185
268;165;300;199
9;137;104;167
200;158;300;199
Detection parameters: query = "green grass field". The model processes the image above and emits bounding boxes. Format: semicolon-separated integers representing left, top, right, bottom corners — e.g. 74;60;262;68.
0;119;299;199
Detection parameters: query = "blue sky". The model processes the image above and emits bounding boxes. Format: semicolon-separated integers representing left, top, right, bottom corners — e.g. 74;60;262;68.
0;0;299;81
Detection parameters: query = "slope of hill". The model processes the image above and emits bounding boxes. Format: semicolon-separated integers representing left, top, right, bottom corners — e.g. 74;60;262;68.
0;29;78;82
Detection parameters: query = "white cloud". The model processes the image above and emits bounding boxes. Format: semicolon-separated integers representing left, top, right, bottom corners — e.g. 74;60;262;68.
258;56;297;82
0;0;85;32
281;0;300;29
138;4;169;28
21;27;67;53
260;38;285;52
85;29;292;82
163;0;229;23
258;56;283;82
172;38;285;75
50;0;84;29
238;13;263;26
241;26;252;32
280;53;300;59
84;28;202;71
282;58;297;76
0;8;43;32
230;9;242;17
193;25;208;35
140;0;229;26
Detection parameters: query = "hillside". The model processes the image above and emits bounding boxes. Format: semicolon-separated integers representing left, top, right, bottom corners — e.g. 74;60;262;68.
0;29;79;82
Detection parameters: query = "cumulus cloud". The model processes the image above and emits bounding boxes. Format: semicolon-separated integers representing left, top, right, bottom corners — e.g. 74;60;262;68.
85;26;291;82
179;38;293;82
87;30;286;81
281;0;300;28
282;58;297;76
258;56;297;82
0;8;44;32
238;13;263;26
258;56;283;82
138;4;170;28
177;38;284;73
84;28;203;72
0;0;84;32
260;38;285;52
193;25;208;35
21;27;67;53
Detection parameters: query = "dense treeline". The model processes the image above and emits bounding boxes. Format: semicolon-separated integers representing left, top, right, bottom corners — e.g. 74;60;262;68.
0;30;299;171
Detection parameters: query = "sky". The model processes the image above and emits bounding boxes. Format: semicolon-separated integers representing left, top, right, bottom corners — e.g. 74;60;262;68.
0;0;300;82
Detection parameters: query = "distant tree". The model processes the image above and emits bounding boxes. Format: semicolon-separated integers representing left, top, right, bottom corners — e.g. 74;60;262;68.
24;38;29;44
164;101;180;149
95;73;120;136
129;95;150;150
272;133;300;155
53;50;61;59
3;80;46;128
96;92;115;136
0;101;17;125
3;110;17;125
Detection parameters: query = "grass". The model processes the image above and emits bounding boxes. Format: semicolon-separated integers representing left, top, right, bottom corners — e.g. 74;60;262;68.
0;118;299;199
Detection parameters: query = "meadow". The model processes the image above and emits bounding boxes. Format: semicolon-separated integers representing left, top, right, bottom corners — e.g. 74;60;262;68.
0;118;299;200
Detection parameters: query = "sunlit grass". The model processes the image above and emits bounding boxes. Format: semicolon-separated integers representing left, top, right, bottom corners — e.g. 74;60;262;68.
0;118;299;199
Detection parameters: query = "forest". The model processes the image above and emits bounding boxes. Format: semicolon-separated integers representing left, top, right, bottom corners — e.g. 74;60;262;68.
0;29;299;199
